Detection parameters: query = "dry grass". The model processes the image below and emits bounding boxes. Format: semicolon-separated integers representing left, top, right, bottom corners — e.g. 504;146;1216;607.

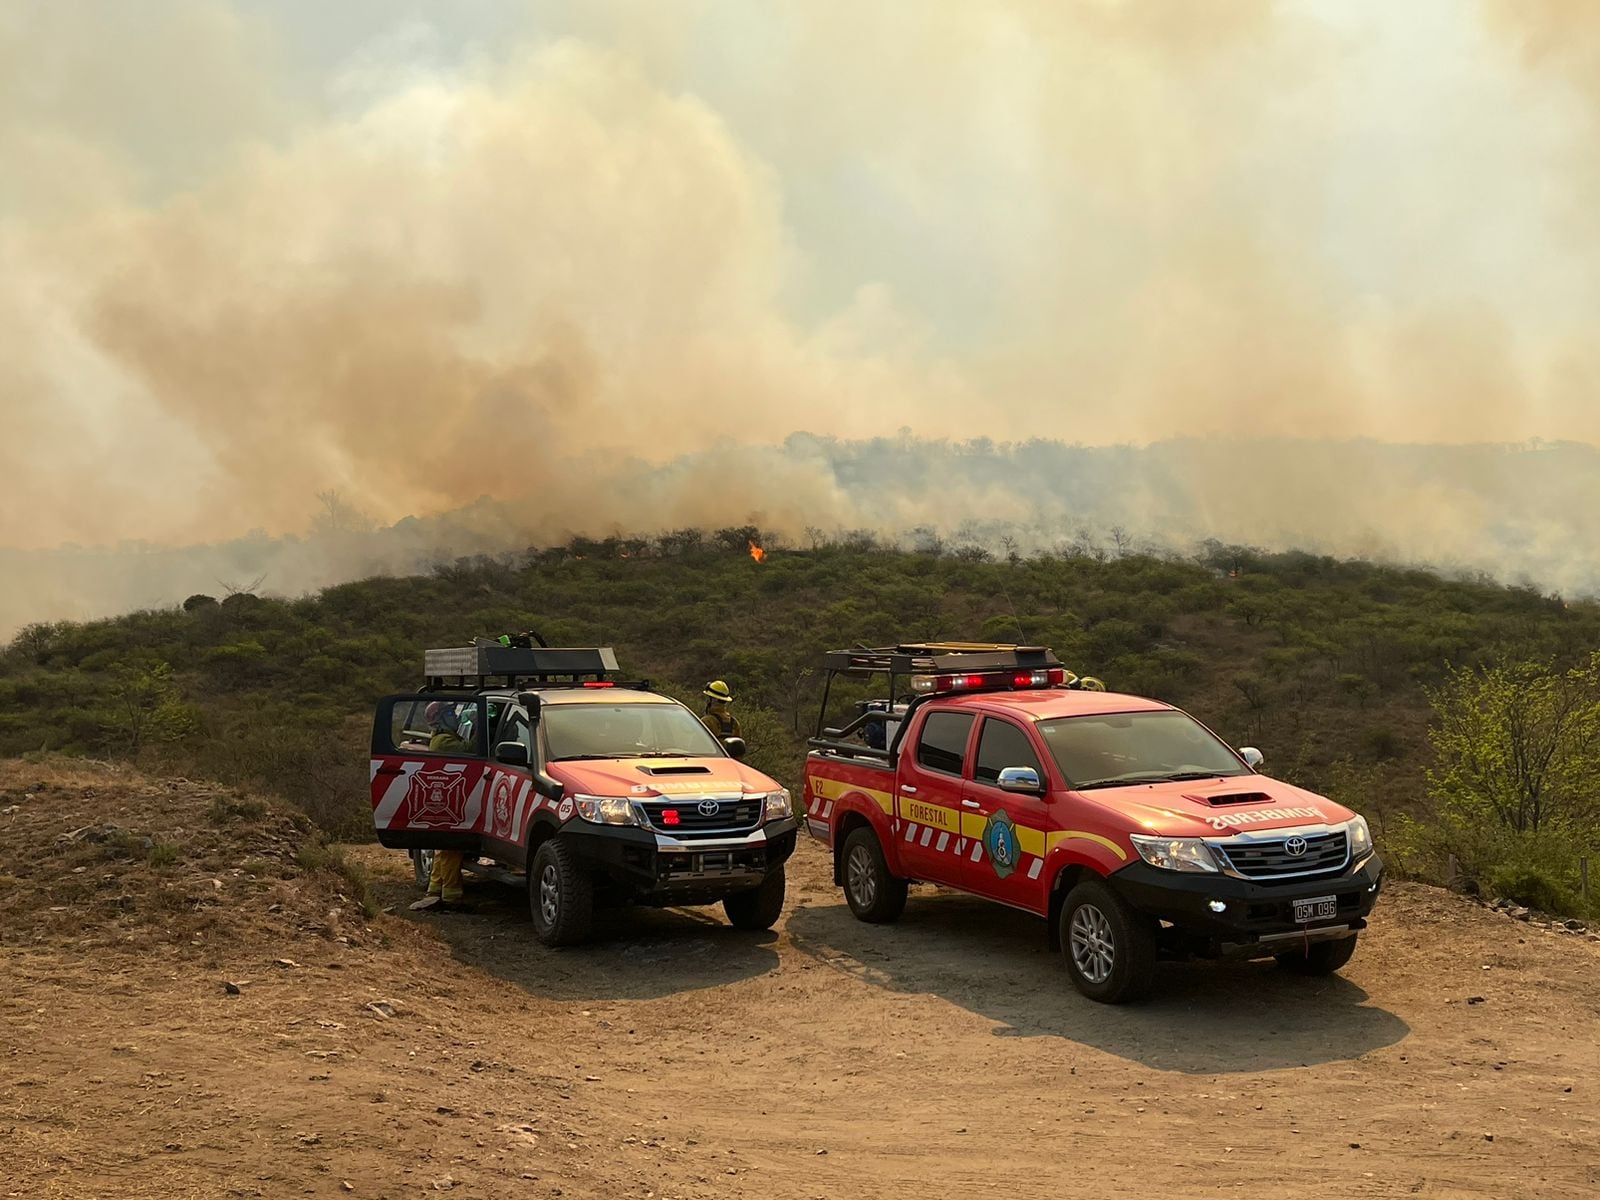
0;755;381;958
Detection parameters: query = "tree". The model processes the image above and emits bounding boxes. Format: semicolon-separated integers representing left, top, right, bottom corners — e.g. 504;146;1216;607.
1425;657;1600;837
312;489;374;535
109;662;198;756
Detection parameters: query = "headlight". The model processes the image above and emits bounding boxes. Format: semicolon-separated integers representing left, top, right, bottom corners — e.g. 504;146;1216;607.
1348;815;1372;858
762;789;793;822
1129;834;1220;873
574;795;643;826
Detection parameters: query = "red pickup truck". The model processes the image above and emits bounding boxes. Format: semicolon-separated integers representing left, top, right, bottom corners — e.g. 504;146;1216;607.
371;639;797;945
804;643;1383;1003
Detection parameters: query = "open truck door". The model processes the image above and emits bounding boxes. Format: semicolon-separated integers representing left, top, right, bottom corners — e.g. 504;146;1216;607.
370;694;495;851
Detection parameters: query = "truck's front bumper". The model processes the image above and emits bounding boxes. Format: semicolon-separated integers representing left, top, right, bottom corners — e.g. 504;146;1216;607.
1107;853;1385;958
562;818;799;904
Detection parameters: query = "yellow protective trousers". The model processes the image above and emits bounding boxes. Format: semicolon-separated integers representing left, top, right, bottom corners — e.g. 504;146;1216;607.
427;851;465;902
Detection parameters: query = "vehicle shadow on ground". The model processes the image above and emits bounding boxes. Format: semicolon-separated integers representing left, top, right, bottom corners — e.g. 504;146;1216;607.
785;889;1410;1074
372;874;781;1003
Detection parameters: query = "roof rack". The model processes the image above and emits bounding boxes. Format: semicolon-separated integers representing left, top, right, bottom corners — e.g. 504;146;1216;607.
811;641;1106;759
821;641;1061;676
423;641;638;691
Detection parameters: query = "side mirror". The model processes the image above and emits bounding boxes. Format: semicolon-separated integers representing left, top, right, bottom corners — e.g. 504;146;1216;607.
1239;747;1264;769
997;766;1044;794
722;736;747;761
495;741;530;767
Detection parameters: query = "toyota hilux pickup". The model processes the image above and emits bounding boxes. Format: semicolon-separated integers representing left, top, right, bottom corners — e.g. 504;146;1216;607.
370;638;797;945
803;642;1383;1003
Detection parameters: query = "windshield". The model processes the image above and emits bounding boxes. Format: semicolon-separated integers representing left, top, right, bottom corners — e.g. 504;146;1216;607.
1035;710;1249;789
542;702;725;761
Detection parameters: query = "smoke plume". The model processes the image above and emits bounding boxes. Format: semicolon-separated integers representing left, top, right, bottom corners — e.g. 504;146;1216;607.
3;1;1600;633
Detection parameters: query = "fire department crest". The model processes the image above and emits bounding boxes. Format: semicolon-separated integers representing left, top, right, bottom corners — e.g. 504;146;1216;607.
492;777;515;836
983;809;1019;880
408;769;469;827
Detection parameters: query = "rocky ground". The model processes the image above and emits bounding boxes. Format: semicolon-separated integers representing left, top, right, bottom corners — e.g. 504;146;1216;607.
2;759;1597;1199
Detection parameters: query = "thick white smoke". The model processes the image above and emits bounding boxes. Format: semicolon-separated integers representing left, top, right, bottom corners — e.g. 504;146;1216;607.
4;2;1600;635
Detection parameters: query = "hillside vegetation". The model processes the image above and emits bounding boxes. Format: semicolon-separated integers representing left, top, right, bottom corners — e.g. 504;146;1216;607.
3;531;1597;906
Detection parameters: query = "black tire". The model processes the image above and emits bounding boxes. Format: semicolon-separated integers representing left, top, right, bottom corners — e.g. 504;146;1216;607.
1276;933;1358;975
410;849;435;892
841;827;908;924
1060;878;1158;1004
723;866;786;931
528;839;594;947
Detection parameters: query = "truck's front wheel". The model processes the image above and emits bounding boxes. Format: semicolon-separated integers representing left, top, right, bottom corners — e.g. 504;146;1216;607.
724;866;786;931
1060;879;1157;1004
842;827;908;924
528;839;594;947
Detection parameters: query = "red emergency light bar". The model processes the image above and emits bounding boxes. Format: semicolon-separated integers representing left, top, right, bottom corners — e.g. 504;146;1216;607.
581;681;615;688
910;667;1067;695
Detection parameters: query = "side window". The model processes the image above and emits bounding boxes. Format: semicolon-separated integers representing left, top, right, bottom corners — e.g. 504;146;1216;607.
496;706;532;755
379;696;486;757
914;711;975;776
974;718;1043;785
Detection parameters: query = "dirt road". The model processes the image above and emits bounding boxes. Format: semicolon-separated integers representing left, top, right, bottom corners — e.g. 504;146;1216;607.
3;762;1598;1199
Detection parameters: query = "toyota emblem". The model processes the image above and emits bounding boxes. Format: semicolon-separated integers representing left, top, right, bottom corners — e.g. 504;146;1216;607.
1284;835;1308;857
697;799;721;817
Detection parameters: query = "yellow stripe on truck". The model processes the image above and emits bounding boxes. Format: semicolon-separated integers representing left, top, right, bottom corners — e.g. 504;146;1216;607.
900;798;960;833
811;775;893;814
955;814;1128;862
1046;828;1129;862
956;811;1044;856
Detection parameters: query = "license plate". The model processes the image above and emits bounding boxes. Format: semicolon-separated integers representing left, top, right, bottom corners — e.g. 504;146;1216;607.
1293;895;1338;923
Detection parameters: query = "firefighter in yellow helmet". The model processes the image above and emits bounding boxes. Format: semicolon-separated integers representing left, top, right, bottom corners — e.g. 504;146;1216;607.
701;680;743;741
410;701;472;912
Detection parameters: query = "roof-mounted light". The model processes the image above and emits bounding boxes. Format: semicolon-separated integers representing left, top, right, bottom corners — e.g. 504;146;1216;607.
910;667;1067;695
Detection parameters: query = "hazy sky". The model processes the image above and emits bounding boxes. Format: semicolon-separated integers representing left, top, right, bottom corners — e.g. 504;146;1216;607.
3;0;1599;552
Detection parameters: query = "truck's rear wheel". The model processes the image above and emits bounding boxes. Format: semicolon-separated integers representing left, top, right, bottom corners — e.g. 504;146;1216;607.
1276;932;1358;975
842;827;907;924
724;866;786;931
528;839;594;947
410;849;435;892
1060;879;1157;1004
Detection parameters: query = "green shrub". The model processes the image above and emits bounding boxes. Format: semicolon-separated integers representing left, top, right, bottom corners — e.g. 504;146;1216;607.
1488;864;1579;916
146;843;180;869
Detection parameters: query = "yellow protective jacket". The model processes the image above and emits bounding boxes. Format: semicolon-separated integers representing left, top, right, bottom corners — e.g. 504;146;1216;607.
702;708;743;740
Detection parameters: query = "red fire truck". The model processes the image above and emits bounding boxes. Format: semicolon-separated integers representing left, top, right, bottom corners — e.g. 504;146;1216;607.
370;639;797;945
803;643;1383;1003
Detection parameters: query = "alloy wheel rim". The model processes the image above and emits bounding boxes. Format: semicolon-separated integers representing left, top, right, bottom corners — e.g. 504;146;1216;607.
1069;903;1116;984
847;845;878;908
539;865;560;926
417;849;435;882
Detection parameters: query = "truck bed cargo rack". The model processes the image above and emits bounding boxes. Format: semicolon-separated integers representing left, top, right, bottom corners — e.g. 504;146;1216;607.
423;643;647;691
811;642;1067;761
820;641;1062;678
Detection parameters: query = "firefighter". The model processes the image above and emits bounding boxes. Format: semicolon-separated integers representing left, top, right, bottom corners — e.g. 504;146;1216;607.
426;701;471;753
701;680;743;741
411;701;470;912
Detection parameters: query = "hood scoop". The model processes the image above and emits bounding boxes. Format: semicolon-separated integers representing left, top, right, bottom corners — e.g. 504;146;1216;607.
637;764;714;776
1187;791;1274;807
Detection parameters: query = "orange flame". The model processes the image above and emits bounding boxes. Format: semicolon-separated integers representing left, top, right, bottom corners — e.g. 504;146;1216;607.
748;541;766;563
